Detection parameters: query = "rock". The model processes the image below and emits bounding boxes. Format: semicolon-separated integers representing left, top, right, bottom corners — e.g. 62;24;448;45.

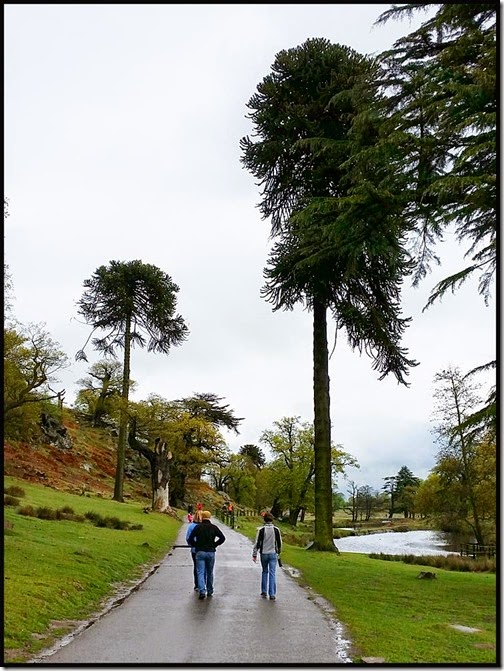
417;571;436;579
449;624;482;634
40;412;73;450
361;657;386;664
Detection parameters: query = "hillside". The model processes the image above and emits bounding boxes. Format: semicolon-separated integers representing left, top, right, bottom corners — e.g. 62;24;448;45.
4;414;230;511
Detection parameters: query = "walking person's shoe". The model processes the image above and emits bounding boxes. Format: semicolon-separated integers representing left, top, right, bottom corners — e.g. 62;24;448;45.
269;595;276;600
261;592;267;598
199;593;206;600
207;592;213;597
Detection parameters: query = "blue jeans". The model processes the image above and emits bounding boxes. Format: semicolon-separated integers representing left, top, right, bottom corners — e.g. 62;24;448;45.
191;551;202;588
196;551;215;595
260;553;277;597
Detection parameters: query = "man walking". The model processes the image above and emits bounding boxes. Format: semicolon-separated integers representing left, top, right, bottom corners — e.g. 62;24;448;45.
252;512;282;600
187;510;226;600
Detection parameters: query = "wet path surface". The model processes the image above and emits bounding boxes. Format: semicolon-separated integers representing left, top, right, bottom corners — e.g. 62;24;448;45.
32;522;352;664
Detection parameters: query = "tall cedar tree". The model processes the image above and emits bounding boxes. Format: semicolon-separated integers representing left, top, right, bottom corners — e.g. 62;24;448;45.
375;3;496;302
241;38;417;550
76;260;188;501
374;3;496;437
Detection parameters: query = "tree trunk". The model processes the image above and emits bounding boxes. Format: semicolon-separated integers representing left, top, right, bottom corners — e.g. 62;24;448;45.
169;466;187;507
270;498;282;519
288;508;301;526
310;298;338;552
93;371;112;427
150;438;173;512
451;376;485;545
128;422;172;512
114;316;131;502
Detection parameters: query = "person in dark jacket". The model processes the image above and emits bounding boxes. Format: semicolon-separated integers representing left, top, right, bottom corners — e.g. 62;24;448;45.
187;510;226;599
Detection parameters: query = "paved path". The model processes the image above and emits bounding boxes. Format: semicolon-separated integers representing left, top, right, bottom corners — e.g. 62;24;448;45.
33;521;352;664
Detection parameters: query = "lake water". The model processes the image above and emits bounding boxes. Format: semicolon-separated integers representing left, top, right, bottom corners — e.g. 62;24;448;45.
333;529;459;556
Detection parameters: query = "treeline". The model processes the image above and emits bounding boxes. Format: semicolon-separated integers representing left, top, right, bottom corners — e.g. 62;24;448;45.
4;5;496;550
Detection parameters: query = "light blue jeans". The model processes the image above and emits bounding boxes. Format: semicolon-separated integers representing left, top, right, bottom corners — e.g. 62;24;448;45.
260;552;277;597
196;550;215;595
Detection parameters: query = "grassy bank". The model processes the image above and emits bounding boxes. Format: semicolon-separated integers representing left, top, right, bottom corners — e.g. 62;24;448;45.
237;516;496;664
4;485;497;665
4;476;182;662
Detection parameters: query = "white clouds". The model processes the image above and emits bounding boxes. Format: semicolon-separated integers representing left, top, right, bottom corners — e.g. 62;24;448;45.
4;4;495;491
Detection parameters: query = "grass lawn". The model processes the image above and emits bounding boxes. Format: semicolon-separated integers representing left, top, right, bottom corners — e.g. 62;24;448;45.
4;489;497;665
237;516;497;664
4;476;182;662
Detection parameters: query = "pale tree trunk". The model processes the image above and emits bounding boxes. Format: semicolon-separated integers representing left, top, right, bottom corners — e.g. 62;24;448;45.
128;420;173;513
150;438;173;512
311;297;338;552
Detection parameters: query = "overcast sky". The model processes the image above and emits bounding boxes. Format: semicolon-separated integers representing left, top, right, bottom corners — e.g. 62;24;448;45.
5;4;496;493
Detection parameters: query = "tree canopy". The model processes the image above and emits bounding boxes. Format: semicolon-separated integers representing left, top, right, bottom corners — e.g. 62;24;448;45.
241;37;418;550
375;4;496;306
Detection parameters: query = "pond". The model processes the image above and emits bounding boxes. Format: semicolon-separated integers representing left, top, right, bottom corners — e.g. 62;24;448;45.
333;529;462;556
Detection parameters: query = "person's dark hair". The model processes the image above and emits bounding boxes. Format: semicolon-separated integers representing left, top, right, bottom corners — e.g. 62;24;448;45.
263;512;274;523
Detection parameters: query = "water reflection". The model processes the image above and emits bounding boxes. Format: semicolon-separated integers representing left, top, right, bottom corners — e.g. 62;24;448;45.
333;529;459;556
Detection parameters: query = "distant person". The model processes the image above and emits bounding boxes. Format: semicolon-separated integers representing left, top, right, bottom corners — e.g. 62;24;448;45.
187;513;194;523
186;510;203;591
252;512;282;600
187;511;226;600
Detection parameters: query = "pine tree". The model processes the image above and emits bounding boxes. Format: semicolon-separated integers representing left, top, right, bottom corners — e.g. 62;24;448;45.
76;260;188;501
241;38;417;550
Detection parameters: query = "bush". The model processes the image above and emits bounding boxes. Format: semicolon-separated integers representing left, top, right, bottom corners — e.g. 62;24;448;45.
18;505;36;517
105;516;133;530
369;552;496;573
15;505;140;531
281;532;313;547
4;496;20;507
36;507;58;520
5;486;25;498
333;528;356;539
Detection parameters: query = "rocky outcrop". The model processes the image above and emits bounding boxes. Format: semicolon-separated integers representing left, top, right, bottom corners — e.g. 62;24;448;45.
40;413;73;450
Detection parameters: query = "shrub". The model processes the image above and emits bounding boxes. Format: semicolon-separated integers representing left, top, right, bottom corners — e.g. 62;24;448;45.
333;528;356;539
4;496;20;507
282;532;312;547
5;486;25;498
56;509;76;521
369;552;496;573
18;505;36;517
103;516;129;530
36;507;58;520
